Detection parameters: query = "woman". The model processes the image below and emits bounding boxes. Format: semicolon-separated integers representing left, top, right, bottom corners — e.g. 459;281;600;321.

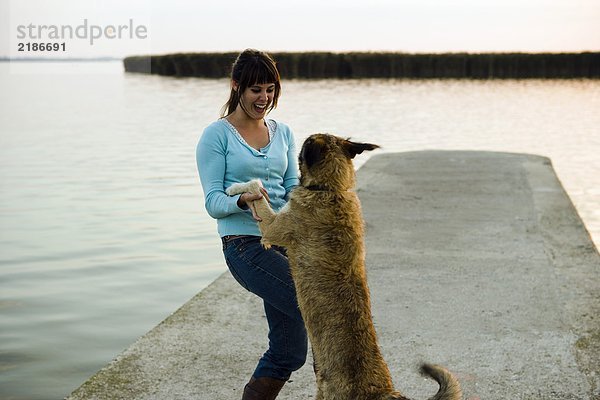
196;49;307;400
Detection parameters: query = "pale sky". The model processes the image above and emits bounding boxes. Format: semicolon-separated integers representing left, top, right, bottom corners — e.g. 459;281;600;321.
1;0;599;58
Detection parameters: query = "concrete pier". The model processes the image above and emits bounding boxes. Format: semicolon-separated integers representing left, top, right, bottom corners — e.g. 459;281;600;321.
66;151;599;400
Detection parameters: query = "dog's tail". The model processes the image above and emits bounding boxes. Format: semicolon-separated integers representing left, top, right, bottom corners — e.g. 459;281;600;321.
416;363;462;400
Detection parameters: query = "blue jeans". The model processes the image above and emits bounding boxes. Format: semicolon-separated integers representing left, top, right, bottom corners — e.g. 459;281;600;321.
222;235;308;381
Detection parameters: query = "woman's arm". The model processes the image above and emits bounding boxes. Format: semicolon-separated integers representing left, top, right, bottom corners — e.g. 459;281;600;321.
196;127;246;219
282;129;300;199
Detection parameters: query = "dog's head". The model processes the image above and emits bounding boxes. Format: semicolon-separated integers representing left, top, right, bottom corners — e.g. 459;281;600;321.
298;133;379;191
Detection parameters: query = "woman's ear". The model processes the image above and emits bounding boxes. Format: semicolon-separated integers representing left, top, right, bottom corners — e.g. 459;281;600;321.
343;140;380;159
231;80;239;91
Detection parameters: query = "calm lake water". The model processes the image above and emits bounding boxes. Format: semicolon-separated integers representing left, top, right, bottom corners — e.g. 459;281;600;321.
0;61;598;399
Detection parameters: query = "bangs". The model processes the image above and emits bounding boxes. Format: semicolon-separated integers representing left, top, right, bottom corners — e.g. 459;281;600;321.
238;58;280;89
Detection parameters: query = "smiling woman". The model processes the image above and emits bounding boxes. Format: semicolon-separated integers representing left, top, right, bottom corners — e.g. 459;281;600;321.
239;83;275;118
221;50;281;117
195;49;307;399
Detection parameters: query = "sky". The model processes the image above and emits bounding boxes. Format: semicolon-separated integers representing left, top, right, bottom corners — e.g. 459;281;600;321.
1;0;599;58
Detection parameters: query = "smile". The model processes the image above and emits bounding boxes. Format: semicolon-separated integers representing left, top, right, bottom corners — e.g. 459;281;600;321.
254;103;267;112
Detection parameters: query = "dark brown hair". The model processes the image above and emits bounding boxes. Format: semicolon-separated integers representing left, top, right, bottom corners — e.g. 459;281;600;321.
221;49;281;117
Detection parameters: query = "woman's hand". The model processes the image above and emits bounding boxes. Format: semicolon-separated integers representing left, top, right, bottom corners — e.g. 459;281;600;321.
237;188;270;221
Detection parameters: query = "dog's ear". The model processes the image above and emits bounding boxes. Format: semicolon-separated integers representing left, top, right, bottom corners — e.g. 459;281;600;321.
300;137;325;168
342;140;380;159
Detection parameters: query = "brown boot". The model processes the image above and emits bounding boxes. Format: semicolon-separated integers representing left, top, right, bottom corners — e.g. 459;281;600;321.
241;376;286;400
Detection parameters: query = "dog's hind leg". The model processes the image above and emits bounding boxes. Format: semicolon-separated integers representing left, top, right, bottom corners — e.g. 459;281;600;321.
311;348;324;400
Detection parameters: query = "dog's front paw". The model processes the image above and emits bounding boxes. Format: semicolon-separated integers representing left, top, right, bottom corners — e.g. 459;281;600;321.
226;182;246;196
260;237;272;250
226;179;263;196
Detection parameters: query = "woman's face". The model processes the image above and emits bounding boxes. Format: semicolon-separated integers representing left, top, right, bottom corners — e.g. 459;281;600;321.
236;82;276;120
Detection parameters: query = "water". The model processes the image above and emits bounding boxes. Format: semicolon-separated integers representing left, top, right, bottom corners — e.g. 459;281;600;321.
0;61;598;399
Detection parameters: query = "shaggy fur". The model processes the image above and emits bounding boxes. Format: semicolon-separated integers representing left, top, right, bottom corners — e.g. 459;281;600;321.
227;133;462;400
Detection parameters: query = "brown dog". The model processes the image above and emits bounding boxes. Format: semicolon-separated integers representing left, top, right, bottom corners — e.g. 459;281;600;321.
227;133;462;400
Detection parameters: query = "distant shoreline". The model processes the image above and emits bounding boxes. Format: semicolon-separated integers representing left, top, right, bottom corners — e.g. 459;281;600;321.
123;51;600;79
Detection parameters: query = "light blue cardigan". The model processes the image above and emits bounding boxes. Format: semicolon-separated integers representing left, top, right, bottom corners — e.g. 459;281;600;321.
196;118;299;237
